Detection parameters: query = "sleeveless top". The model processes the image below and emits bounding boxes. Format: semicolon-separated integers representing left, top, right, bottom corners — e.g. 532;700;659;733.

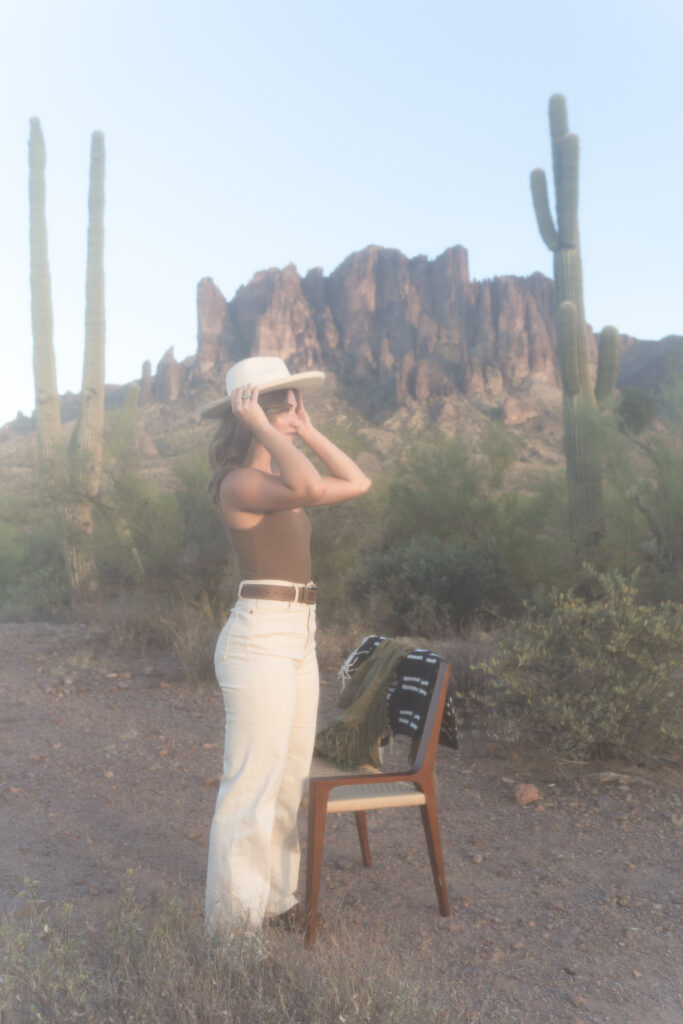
226;508;312;584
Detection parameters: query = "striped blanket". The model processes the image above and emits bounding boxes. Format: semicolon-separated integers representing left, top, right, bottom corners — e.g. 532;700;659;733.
339;635;458;752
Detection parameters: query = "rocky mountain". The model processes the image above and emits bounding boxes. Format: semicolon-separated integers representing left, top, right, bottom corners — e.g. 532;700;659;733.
4;243;680;441
190;245;567;422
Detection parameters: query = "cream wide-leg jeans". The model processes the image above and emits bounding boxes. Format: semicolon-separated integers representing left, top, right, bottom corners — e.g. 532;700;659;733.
204;589;319;932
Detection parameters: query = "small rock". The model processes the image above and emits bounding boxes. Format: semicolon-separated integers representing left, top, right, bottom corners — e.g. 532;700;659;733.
570;994;587;1009
500;777;515;787
513;783;540;806
633;969;642;978
472;852;484;864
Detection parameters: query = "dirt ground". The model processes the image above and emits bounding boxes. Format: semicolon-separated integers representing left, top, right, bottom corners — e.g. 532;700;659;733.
1;622;681;1024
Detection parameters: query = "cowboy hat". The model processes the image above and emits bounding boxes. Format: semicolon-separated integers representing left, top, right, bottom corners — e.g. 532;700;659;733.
197;356;325;419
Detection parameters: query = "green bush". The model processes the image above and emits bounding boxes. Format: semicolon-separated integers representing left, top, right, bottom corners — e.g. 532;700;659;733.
606;371;683;601
352;535;516;634
488;567;683;760
0;498;70;621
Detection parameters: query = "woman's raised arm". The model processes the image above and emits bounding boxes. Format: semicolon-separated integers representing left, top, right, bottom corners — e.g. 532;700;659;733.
295;397;372;505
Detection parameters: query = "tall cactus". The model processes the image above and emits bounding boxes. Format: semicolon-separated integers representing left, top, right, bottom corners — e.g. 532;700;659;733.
530;94;619;544
29;118;66;499
66;131;106;600
29;121;107;608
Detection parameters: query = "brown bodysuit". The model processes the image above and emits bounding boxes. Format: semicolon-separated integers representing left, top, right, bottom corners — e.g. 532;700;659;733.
226;508;312;584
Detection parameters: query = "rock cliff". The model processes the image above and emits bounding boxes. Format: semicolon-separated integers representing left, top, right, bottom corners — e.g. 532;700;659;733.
9;243;676;440
194;244;586;417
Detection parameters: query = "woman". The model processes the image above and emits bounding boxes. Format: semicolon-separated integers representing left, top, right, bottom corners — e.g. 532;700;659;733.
199;356;371;932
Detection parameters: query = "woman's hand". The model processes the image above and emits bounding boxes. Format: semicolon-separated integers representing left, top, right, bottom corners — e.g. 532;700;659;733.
230;384;270;433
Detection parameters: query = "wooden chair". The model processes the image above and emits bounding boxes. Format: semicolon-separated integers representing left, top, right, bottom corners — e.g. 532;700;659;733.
304;659;452;947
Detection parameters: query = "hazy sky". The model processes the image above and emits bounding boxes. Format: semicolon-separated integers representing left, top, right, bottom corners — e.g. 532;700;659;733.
1;0;681;427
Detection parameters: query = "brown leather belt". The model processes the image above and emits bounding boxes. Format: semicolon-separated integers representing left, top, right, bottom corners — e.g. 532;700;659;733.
239;582;318;604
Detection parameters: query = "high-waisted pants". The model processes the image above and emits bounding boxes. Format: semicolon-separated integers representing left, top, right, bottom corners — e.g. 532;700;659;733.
204;594;319;931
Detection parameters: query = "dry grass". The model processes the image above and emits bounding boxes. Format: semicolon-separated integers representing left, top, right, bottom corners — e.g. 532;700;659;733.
0;892;469;1024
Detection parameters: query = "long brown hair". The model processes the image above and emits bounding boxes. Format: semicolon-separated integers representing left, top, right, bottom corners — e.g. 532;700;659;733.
207;388;298;506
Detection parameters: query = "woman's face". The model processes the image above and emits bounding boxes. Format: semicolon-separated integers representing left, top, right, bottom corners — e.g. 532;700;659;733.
267;390;300;440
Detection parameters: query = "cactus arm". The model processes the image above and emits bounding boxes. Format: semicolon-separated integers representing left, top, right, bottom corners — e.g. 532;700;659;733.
595;325;620;404
557;301;580;397
530;169;560;251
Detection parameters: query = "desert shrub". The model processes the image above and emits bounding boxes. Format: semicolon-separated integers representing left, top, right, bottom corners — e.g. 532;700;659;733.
618;387;657;435
353;535;516;635
100;453;232;605
379;433;500;545
605;370;683;602
100;593;176;653
310;491;381;627
158;599;218;687
172;454;232;607
110;470;186;582
487;567;683;760
347;431;577;633
0;498;70;621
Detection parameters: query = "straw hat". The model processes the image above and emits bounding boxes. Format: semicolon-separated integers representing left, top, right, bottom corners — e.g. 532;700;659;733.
197;356;325;419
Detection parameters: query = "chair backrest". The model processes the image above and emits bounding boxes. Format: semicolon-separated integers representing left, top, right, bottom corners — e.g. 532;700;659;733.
410;660;451;776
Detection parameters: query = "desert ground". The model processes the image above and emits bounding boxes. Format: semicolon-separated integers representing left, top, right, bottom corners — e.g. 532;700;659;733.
1;621;681;1023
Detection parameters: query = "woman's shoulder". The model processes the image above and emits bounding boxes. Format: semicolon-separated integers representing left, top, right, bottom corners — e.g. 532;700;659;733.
218;467;279;526
220;465;273;494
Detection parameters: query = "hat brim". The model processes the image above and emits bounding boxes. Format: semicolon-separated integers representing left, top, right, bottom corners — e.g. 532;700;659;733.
197;370;325;419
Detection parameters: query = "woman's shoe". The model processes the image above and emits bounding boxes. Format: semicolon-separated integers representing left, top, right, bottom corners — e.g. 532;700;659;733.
267;904;322;933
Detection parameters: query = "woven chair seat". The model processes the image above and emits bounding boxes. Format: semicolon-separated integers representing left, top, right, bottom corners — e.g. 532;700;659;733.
326;781;425;812
307;755;423;811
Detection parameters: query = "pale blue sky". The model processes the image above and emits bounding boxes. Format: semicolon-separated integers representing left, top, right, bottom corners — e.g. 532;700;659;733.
1;0;681;426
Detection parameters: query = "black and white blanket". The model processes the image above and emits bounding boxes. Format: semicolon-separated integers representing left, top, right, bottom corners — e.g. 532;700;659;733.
339;635;458;750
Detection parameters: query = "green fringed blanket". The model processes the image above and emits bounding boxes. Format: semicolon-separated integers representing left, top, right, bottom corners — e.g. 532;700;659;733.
314;638;415;769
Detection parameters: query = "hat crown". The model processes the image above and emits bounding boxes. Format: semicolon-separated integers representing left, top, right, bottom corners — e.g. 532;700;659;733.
225;357;290;394
197;355;324;418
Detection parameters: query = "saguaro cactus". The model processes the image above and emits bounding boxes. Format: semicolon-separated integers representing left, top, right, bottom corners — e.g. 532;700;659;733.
66;131;106;600
29;121;108;607
29;118;66;498
531;94;619;543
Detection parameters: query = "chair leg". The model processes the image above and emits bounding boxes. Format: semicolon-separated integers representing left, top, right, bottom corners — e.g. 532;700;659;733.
305;784;329;948
355;811;372;867
419;785;450;917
